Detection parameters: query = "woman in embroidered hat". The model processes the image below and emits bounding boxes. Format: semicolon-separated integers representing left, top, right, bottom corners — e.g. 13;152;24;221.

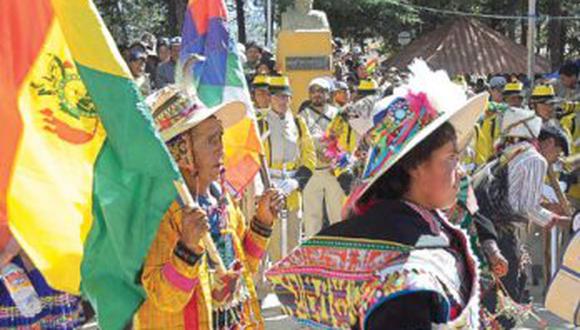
134;82;284;329
266;60;487;329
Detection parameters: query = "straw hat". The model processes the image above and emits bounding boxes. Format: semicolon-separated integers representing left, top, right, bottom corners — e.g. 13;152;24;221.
344;60;488;211
145;85;246;142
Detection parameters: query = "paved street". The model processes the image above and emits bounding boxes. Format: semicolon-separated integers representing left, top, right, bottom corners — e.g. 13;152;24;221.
81;292;576;329
261;294;577;330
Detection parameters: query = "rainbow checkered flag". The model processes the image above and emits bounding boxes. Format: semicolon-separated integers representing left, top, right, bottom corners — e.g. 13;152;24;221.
180;0;263;196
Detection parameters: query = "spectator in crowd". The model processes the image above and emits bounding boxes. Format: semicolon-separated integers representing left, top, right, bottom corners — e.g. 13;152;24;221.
489;76;507;104
256;58;276;76
155;36;181;89
244;41;263;78
140;32;156;53
554;62;580;101
332;81;351;108
127;47;152;96
157;37;171;64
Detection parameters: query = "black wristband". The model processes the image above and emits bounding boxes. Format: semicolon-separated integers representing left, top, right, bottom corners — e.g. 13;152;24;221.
173;240;204;266
251;218;273;238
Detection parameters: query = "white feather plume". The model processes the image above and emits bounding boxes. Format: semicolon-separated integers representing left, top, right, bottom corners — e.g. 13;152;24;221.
403;59;467;114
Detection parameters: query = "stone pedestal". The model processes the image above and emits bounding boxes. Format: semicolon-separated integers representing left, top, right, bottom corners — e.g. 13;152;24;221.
276;30;332;113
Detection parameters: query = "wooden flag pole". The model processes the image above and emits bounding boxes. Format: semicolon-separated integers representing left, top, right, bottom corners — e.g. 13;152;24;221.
174;180;226;275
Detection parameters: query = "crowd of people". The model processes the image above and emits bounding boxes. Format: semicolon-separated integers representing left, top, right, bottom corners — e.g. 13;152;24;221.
1;30;579;329
237;38;580;329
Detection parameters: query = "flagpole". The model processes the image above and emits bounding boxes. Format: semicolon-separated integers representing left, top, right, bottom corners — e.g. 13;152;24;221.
527;0;536;90
266;0;272;48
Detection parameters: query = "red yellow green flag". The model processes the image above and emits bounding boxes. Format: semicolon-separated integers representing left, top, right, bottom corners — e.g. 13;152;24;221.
0;1;181;328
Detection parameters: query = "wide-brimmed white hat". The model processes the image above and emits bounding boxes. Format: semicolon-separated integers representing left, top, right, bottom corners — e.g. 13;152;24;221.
145;85;246;142
344;60;488;212
500;107;542;140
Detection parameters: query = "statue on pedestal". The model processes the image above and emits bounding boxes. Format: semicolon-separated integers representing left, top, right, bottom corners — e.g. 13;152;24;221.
281;0;330;31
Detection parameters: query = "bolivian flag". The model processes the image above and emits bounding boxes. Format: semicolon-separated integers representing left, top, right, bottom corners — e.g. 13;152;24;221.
0;1;180;329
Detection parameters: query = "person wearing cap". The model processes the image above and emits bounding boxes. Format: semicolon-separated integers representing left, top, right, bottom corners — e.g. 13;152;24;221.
353;79;378;102
257;76;316;263
155;36;181;89
298;77;346;238
474;108;571;311
134;86;283;329
325;81;360;195
127;48;152;96
528;85;575;218
559;94;580;209
251;75;271;118
267;60;484;328
529;84;561;125
488;76;507;104
503;81;525;108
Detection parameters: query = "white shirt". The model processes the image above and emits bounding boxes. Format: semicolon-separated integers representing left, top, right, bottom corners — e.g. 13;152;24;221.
266;110;299;166
505;141;556;227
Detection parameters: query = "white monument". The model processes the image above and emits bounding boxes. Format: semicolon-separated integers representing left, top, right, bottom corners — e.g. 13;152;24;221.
281;0;330;31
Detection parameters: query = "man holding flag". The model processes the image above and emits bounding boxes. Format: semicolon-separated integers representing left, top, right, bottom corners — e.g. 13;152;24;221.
133;0;284;328
135;84;282;329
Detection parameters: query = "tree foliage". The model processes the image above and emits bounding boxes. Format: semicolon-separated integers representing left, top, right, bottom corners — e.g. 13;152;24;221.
94;0;170;45
95;0;580;68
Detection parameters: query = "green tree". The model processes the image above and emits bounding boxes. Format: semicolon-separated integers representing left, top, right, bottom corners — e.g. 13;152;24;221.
94;0;170;45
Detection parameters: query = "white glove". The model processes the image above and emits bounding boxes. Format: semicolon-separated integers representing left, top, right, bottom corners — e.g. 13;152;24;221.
277;178;299;196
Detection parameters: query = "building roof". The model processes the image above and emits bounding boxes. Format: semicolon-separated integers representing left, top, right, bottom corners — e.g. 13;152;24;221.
384;18;550;75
